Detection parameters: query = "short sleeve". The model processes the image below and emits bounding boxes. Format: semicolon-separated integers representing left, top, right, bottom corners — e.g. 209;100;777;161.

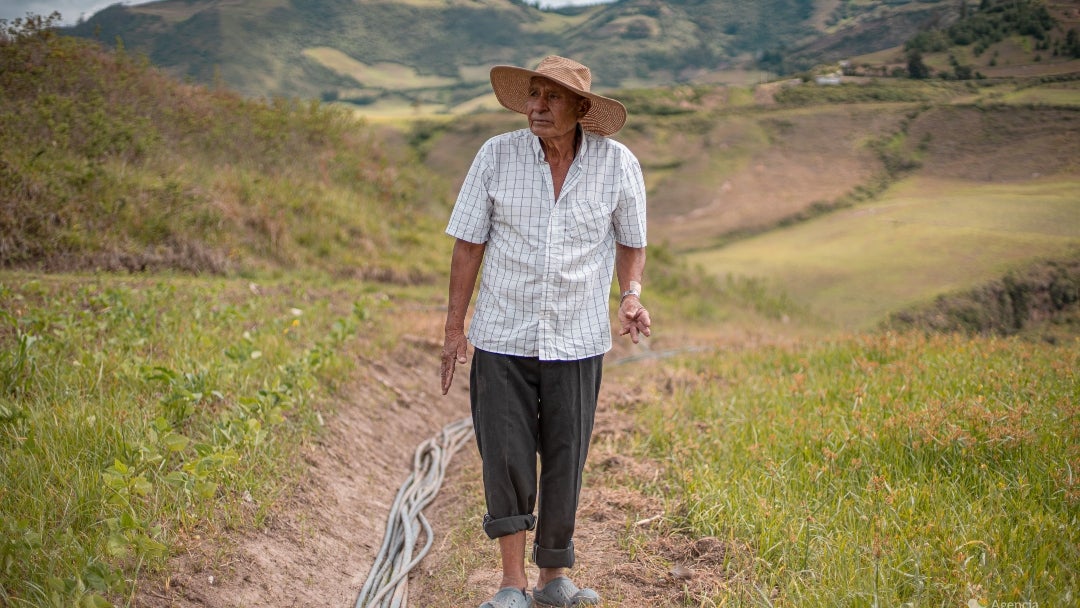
612;150;647;248
446;143;494;244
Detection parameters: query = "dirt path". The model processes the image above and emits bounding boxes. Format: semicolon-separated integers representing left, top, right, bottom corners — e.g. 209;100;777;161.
137;317;473;607
411;359;750;607
137;309;746;607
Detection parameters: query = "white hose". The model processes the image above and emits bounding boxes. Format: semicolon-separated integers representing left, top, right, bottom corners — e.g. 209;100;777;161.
355;416;475;608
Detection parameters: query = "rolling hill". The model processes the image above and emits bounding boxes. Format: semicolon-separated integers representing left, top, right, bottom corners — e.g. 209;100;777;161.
414;78;1080;329
7;12;1079;330
62;0;971;102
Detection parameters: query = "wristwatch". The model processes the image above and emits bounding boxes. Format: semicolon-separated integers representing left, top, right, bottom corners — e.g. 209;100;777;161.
620;288;641;302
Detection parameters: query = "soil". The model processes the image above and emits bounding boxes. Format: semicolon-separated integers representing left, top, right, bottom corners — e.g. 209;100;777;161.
134;306;744;607
136;324;469;607
409;359;761;608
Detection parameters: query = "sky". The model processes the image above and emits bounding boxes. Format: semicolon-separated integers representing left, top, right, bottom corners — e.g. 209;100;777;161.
1;0;133;24
0;0;616;26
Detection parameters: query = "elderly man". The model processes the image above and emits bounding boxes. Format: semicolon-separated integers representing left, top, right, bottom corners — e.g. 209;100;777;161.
441;55;649;608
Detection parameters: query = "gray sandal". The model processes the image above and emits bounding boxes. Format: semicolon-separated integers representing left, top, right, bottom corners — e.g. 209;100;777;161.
480;587;532;608
532;577;599;607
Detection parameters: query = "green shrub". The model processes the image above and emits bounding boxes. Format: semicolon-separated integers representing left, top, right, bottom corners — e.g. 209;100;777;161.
885;254;1080;335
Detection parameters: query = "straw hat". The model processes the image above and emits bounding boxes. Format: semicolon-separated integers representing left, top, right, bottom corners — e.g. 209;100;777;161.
489;56;627;137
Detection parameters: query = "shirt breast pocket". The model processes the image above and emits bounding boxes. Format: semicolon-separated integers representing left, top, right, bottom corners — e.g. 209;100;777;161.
566;200;610;245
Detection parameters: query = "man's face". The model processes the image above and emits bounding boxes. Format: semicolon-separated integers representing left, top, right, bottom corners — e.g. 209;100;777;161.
525;76;587;141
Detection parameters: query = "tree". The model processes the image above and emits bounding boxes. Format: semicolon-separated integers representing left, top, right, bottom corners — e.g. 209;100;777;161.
1067;28;1080;58
907;50;931;79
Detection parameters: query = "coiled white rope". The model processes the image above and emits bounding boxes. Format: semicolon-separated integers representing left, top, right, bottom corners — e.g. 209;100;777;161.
355;416;475;608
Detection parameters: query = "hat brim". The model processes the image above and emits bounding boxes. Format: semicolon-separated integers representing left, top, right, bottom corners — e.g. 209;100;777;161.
489;65;627;137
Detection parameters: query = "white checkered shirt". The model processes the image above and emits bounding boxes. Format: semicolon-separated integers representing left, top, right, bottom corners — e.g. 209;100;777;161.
447;128;647;361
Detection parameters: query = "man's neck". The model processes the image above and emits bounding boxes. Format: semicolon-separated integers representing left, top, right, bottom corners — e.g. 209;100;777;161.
539;126;581;166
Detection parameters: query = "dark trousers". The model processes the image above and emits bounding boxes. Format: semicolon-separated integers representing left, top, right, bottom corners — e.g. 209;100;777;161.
469;348;603;569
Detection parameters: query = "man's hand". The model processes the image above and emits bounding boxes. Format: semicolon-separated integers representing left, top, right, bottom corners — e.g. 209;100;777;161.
441;328;469;394
442;239;484;395
618;296;651;344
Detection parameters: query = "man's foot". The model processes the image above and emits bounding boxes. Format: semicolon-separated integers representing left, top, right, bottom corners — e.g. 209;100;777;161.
479;587;532;608
532;577;599;607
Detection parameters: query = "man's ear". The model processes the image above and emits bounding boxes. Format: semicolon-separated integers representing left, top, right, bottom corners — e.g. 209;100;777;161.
579;98;591;117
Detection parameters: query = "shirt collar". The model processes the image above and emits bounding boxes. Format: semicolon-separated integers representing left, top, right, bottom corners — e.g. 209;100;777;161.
531;124;589;164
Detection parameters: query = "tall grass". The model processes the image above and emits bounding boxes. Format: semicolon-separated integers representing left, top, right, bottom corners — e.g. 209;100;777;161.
0;275;376;606
637;332;1078;606
0;16;451;279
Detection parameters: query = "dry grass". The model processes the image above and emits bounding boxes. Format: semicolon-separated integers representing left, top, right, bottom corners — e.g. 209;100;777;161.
0;21;452;279
687;176;1080;328
301;48;459;90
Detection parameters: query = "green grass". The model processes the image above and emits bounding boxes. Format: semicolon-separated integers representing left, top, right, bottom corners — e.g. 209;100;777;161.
0;22;452;279
773;80;972;106
0;274;382;606
997;85;1080;106
686;177;1080;328
301;48;460;90
0;255;779;607
636;332;1079;606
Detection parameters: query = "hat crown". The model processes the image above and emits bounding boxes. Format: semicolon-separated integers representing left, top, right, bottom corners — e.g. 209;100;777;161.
534;56;592;94
488;55;626;136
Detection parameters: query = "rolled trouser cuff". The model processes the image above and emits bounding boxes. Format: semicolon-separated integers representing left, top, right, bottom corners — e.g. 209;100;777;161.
532;540;575;569
482;513;536;539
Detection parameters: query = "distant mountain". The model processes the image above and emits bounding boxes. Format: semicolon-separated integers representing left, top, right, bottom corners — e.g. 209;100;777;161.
64;0;964;102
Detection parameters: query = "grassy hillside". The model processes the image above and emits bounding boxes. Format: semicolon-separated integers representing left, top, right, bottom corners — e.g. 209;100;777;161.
0;15;451;281
60;0;967;103
687;177;1080;328
676;89;1080;329
845;0;1080;80
631;333;1079;606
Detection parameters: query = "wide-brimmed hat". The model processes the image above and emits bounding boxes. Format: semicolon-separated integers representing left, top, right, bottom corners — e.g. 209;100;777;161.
489;55;627;137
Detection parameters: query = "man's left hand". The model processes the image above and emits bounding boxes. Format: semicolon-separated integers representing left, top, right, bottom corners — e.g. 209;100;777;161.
618;296;651;344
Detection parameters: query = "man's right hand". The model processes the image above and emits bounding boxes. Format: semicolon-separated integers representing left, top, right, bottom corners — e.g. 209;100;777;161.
441;329;469;395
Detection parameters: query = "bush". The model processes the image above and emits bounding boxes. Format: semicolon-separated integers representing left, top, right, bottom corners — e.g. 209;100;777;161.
903;0;1057;58
884;254;1080;335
